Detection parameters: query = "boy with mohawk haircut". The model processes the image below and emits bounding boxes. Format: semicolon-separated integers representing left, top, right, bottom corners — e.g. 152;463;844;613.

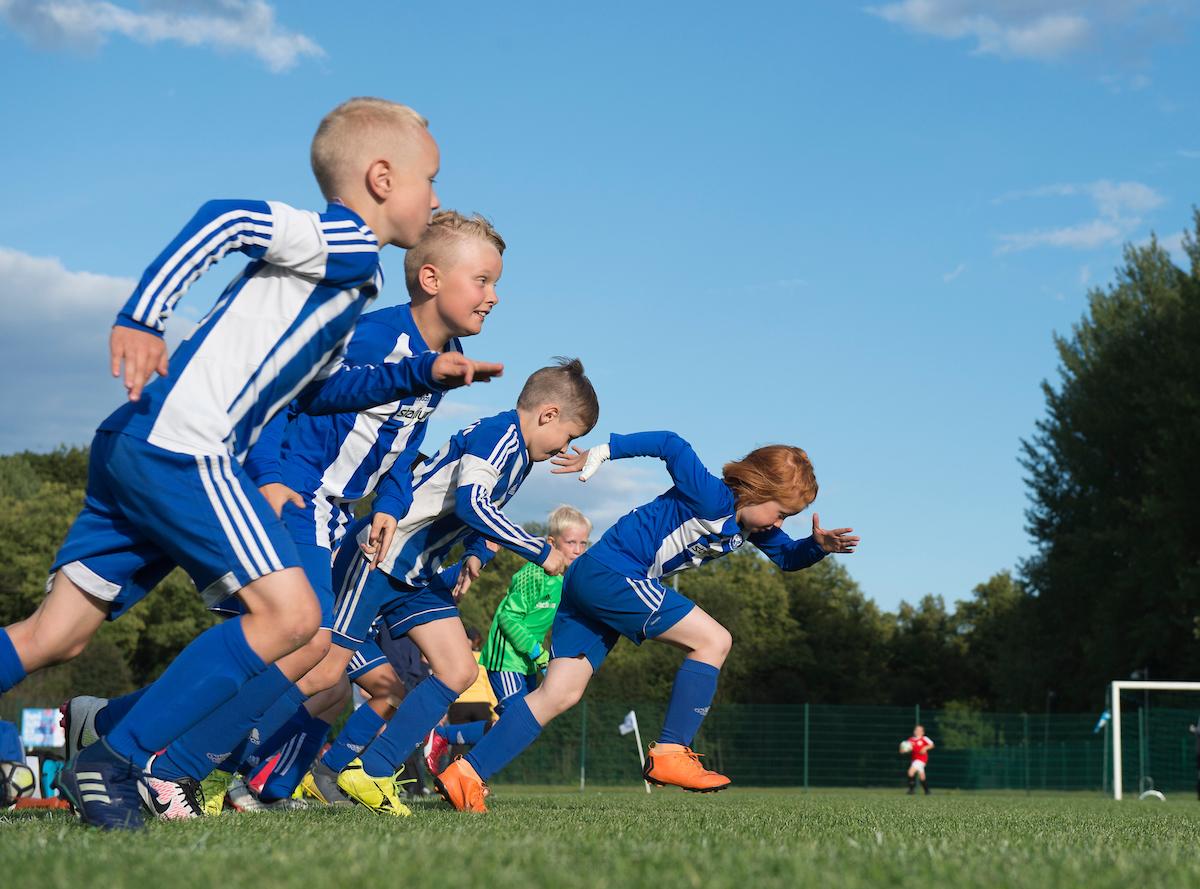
0;97;499;830
315;359;600;816
436;435;858;812
63;209;509;817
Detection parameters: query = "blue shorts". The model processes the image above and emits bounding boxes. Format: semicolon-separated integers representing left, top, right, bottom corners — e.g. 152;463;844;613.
550;552;695;671
346;640;388;679
488;670;537;714
210;541;337;627
329;534;458;649
53;431;300;618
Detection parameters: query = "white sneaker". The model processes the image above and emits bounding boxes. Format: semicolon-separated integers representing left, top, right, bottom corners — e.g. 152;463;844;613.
60;695;107;764
140;773;206;820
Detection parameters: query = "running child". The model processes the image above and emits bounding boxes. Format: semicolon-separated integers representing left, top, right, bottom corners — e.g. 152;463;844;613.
0;98;496;830
426;505;590;771
299;358;599;816
63;209;509;818
903;724;934;795
435;432;858;812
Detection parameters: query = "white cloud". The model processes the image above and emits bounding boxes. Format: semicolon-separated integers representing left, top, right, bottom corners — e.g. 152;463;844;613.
994;179;1166;253
867;1;1191;62
0;0;323;72
1078;264;1091;285
0;247;137;451
942;262;966;283
1179;149;1200;159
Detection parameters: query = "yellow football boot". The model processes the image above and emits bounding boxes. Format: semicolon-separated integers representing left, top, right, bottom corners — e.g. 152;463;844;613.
336;758;412;817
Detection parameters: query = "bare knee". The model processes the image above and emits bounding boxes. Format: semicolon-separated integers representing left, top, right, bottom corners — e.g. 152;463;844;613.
296;651;348;697
358;667;404;701
7;618;87;671
694;625;732;667
539;679;585;716
435;656;480;696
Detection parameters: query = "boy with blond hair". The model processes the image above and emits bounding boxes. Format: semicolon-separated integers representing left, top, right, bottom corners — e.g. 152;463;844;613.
0;97;498;829
426;505;590;770
64;209;509;816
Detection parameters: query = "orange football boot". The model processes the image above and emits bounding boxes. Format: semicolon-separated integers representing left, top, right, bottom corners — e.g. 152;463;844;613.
643;742;731;792
435;757;489;813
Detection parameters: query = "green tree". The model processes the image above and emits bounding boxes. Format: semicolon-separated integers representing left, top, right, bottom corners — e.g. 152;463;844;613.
1021;213;1200;709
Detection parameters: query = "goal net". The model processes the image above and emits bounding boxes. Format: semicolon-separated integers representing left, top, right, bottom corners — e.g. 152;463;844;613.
1108;680;1200;800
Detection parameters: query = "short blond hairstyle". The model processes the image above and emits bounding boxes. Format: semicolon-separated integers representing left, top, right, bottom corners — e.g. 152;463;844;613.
404;210;506;296
310;97;429;200
548;505;591;538
517;357;599;432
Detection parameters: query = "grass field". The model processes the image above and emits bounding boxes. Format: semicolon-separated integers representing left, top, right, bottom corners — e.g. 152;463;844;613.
3;786;1200;889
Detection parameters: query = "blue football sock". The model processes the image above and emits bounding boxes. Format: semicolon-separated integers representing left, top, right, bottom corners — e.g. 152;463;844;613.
105;618;266;769
222;683;308;775
259;712;330;801
658;659;720;747
0;629;27;693
359;676;457;777
93;685;150;737
150;663;295;781
464;696;542;781
437;720;488;746
321;704;385;773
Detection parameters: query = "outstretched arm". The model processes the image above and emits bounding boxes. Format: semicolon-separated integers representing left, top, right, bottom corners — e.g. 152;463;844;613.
297;352;503;416
750;514;859;571
553;431;730;516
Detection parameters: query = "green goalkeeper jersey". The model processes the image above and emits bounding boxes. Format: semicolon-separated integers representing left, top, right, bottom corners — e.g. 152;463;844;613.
480;561;563;674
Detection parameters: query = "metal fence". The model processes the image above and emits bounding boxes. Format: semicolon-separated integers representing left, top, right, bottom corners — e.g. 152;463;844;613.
493;700;1200;795
5;691;1197;795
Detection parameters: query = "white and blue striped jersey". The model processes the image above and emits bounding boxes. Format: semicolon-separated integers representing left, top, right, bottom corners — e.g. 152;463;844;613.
244;304;461;548
98;199;392;460
362;409;552;587
586;431;827;580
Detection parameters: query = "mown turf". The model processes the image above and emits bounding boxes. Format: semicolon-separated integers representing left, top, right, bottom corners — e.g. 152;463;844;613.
3;787;1200;889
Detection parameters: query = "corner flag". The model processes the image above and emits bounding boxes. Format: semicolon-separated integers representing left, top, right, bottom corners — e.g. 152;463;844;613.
618;711;637;736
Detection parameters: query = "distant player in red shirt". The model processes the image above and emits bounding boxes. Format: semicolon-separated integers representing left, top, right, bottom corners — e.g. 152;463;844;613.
901;724;934;795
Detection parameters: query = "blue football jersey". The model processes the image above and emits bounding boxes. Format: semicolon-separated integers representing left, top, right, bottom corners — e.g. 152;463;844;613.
364;409;552;587
244;303;460;547
586;431;827;579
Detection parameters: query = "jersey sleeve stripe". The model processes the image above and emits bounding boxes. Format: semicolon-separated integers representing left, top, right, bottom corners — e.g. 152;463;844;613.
469;485;542;556
133;211;274;326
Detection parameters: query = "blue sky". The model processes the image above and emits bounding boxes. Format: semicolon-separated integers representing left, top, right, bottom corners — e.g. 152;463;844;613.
0;0;1196;613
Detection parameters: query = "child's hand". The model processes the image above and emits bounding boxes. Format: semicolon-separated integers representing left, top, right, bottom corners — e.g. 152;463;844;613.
453;555;483;602
110;325;169;402
551;443;609;481
541;548;568;576
431;353;504;389
362;512;398;569
258;483;304;518
811;513;860;554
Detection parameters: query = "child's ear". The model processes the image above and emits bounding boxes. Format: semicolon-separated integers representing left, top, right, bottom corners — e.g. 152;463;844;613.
418;263;440;295
539;405;560;425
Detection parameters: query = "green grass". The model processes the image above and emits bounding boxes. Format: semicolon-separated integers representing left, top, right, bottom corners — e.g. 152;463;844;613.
4;787;1200;889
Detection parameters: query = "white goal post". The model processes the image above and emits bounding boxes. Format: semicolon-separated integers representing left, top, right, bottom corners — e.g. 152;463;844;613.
1110;680;1200;800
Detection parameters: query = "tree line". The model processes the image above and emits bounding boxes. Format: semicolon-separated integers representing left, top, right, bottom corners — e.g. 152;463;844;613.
1;213;1197;715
